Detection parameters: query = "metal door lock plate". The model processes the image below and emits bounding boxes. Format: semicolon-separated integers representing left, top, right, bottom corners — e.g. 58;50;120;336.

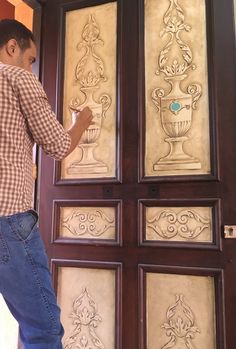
224;225;236;238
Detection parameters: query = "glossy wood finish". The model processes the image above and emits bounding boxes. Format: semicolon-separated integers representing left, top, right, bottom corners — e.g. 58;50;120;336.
38;0;236;348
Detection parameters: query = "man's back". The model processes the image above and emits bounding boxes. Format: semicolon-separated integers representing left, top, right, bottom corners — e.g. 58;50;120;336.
0;62;71;216
0;63;35;215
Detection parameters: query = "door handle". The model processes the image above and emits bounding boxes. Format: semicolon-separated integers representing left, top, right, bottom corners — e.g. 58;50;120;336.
224;225;236;238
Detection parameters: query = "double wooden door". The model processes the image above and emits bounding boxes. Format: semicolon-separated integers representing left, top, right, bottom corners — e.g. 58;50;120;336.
38;0;236;348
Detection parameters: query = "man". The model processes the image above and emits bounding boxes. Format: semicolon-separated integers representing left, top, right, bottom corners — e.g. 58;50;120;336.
0;19;92;348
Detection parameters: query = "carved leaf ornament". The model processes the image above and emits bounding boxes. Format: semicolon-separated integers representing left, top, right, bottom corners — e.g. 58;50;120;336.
64;288;105;349
161;294;200;349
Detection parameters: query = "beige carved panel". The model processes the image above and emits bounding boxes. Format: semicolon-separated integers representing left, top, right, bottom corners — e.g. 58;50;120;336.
61;2;117;179
145;0;210;176
57;267;115;349
146;273;216;349
60;206;116;240
145;206;212;242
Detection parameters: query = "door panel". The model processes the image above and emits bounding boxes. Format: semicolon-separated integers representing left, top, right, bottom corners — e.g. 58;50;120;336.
52;199;122;245
60;2;118;181
140;0;218;183
143;0;211;177
54;0;121;185
53;260;122;349
39;0;236;348
139;266;224;349
139;198;220;248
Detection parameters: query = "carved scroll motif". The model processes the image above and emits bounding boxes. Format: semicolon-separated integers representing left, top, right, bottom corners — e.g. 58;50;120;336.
62;209;115;237
64;288;105;349
161;294;200;349
147;209;210;240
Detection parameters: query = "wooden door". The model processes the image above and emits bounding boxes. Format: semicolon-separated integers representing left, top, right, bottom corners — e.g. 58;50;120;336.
38;0;236;348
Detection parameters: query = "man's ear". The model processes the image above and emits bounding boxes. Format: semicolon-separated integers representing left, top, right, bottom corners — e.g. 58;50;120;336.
5;39;18;57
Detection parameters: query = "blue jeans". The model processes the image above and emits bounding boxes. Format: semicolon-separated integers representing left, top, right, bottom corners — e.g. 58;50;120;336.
0;210;64;348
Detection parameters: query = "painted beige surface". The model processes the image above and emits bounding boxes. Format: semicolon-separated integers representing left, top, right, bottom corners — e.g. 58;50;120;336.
146;273;216;349
61;2;117;179
0;295;18;349
60;206;116;239
145;206;212;242
145;0;210;176
58;267;115;349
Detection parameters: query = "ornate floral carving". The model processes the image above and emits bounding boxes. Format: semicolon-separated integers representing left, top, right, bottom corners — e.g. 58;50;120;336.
64;288;105;349
151;0;202;171
75;14;106;87
147;209;210;240
161;294;200;349
156;1;194;77
62;209;115;237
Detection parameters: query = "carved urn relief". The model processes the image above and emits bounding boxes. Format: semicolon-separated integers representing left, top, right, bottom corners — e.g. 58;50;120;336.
68;14;111;175
152;0;202;171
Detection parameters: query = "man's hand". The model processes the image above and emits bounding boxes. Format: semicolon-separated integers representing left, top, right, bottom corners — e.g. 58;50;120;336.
66;106;93;156
72;106;93;132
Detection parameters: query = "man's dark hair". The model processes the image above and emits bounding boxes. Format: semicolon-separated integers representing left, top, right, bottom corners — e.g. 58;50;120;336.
0;19;35;51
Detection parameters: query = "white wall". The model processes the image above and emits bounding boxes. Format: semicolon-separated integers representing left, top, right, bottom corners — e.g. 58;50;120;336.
0;295;18;349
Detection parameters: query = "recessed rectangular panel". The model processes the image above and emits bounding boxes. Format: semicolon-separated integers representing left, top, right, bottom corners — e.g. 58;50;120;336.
57;266;116;349
146;273;216;348
53;200;121;245
61;2;117;180
145;0;210;177
145;206;212;242
60;206;116;240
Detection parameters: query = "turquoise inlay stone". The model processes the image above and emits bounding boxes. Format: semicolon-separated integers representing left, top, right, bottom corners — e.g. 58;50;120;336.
170;101;182;112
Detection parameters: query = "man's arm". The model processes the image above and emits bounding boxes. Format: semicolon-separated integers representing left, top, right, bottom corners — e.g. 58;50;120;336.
17;70;93;161
66;106;93;156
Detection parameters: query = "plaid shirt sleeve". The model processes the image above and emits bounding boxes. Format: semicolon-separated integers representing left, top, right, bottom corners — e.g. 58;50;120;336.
16;70;71;161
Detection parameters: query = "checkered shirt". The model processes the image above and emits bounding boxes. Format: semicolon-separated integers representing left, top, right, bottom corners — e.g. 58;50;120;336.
0;62;71;216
